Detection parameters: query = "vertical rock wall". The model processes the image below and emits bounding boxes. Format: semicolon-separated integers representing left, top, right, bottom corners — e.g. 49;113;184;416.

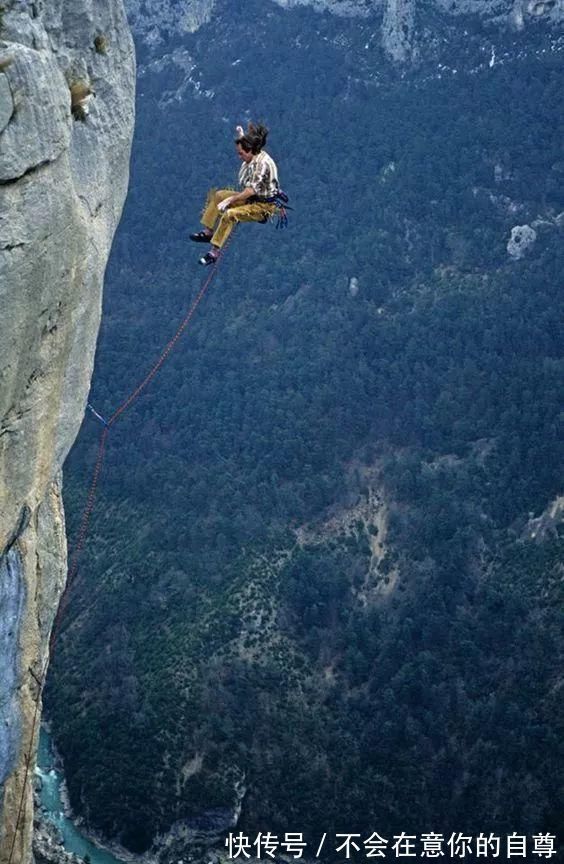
0;2;135;861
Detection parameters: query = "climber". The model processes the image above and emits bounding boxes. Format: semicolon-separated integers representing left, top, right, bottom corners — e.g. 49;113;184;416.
189;122;286;266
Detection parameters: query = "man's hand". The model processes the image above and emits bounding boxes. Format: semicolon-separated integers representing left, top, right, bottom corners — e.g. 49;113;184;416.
218;196;235;213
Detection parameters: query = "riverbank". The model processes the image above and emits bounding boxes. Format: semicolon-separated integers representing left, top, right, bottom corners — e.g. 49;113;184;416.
34;813;82;864
35;726;237;864
35;726;143;864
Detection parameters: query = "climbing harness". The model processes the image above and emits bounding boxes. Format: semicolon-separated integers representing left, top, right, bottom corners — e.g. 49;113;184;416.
250;189;292;229
7;230;237;864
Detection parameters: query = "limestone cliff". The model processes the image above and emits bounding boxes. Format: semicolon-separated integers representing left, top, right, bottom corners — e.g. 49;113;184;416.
0;2;135;862
125;0;564;59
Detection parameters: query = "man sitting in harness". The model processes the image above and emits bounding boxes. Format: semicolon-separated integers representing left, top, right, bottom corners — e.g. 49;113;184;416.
190;122;282;266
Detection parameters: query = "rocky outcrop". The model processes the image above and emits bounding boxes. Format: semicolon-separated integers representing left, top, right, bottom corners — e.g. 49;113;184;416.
152;790;246;864
33;810;81;864
126;0;217;43
125;0;564;60
0;2;135;862
507;223;537;257
524;494;564;542
381;0;415;62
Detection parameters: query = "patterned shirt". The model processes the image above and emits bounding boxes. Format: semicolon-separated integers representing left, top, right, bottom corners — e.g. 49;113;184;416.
238;150;279;199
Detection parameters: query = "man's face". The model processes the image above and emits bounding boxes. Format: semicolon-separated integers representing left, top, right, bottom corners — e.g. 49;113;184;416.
236;142;253;163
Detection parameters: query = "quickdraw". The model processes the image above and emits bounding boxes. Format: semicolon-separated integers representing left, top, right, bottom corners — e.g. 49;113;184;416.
267;189;293;229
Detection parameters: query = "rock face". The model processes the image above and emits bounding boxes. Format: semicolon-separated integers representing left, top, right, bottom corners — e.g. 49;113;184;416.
0;2;135;862
33;807;82;864
126;0;217;42
381;0;415;62
507;223;537;258
125;0;564;59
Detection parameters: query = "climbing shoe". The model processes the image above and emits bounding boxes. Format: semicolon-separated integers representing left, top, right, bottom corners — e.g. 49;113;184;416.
190;231;212;243
199;251;219;266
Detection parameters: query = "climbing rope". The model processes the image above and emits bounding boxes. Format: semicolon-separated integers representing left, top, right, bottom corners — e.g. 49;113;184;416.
7;232;236;864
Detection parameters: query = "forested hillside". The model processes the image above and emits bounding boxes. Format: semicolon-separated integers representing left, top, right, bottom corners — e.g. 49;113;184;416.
46;1;564;859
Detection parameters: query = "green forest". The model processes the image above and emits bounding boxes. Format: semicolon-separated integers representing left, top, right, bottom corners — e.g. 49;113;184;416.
46;1;564;859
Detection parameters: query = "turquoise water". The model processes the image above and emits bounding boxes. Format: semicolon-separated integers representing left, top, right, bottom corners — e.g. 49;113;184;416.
36;728;128;864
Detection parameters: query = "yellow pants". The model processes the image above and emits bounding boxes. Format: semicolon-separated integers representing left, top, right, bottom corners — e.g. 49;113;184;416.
201;188;277;248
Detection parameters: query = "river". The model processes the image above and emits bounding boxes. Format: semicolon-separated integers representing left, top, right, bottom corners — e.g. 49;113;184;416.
36;726;129;864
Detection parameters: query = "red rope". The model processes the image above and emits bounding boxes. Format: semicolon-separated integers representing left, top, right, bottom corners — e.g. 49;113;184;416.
7;234;235;864
108;258;221;426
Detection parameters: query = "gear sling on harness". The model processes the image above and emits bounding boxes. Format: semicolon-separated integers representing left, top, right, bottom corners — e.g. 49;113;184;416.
262;189;291;229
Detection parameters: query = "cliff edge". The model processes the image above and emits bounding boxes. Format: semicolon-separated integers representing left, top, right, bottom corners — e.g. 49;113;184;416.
0;2;135;861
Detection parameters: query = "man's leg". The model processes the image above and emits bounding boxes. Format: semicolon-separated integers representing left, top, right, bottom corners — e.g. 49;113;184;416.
200;189;237;234
211;202;276;248
199;200;277;266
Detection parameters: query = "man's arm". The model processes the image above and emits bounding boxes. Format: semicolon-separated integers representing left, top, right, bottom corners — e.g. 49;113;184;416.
220;187;255;209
